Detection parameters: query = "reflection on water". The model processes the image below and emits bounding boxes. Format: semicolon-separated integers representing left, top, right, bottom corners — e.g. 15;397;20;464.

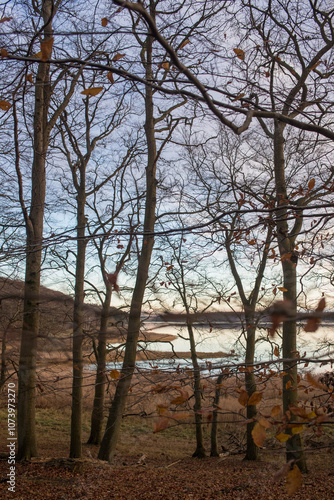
94;323;334;375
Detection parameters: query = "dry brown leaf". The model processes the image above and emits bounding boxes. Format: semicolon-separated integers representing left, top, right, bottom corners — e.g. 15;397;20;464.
0;17;13;23
238;389;249;407
112;53;125;62
232;92;245;102
308;178;315;190
25;73;33;83
258;418;272;429
153;417;169;433
305;371;328;391
107;71;114;84
1;48;8;58
110;369;120;379
248;391;263;406
41;37;54;61
271;405;281;418
304;297;326;332
0;100;11;111
286;464;302;495
81;87;103;97
101;17;108;27
233;48;245;60
170;395;187;405
251;422;266;447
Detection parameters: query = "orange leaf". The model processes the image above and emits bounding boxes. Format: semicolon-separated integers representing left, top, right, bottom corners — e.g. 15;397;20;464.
233;48;245;60
110;369;120;379
232;92;245;102
179;39;190;49
251;422;266;447
286;464;302;495
25;73;33;83
258;418;272;429
248;391;263;406
271;405;281;418
160;61;170;70
101;17;108;27
247;239;256;245
308;178;315;191
112;53;125;62
1;48;8;58
40;37;53;61
107;71;114;84
153;417;169;433
273;346;279;357
34;51;42;59
238;389;249;407
81;87;103;97
304;297;326;332
0;100;11;111
278;287;288;292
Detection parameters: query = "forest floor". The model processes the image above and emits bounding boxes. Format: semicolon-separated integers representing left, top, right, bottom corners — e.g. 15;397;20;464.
1;329;334;499
0;405;334;500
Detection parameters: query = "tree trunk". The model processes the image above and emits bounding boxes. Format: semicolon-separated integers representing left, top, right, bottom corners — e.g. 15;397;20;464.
17;0;53;460
273;121;307;472
187;319;206;458
210;373;226;457
244;321;258;460
98;19;157;462
87;283;112;444
70;191;86;458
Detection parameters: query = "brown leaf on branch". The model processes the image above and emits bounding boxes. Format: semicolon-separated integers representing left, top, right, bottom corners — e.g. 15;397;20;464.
81;87;103;97
0;100;11;111
286;464;302;495
153;417;169;433
233;48;245;60
107;71;114;84
251;422;266;447
304;297;326;332
248;391;263;406
101;17;108;27
0;17;13;23
1;48;8;58
112;53;125;62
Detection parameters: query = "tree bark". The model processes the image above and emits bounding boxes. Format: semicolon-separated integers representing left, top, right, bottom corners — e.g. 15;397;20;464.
87;283;112;444
273;121;307;472
70;190;87;458
17;0;53;460
187;319;206;458
210;373;226;457
98;13;157;461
